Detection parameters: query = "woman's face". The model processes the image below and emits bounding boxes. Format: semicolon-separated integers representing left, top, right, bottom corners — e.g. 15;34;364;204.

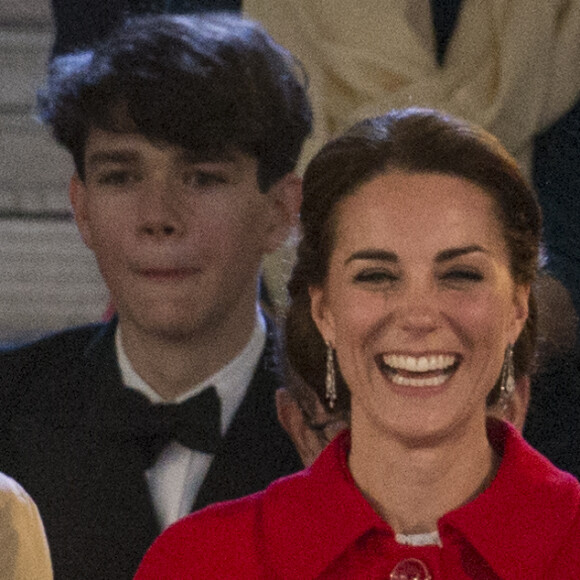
310;171;529;444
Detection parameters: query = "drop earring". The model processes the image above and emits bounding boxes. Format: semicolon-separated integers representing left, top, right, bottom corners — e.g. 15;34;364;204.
325;341;337;409
499;344;515;406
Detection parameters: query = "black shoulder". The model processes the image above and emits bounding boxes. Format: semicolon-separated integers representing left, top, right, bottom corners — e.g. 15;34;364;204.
0;323;108;393
1;322;103;359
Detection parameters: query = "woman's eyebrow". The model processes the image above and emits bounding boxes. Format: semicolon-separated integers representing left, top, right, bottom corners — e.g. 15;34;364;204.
345;249;398;265
435;245;487;263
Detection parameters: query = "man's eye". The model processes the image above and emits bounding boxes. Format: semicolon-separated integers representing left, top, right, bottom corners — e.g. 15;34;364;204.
186;171;228;187
96;171;134;186
353;270;398;284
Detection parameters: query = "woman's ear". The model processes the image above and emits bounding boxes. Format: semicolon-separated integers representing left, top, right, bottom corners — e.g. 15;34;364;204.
309;285;335;346
510;284;530;344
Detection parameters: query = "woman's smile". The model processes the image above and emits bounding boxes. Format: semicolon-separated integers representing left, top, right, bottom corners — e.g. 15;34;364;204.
378;352;461;388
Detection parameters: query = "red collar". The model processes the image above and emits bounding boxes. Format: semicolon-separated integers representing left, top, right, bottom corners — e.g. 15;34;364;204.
442;419;580;577
262;420;580;578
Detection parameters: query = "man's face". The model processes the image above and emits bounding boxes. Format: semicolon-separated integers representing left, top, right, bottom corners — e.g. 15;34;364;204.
71;128;296;345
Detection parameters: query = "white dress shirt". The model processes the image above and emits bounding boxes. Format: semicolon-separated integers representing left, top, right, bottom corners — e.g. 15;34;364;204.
115;311;266;530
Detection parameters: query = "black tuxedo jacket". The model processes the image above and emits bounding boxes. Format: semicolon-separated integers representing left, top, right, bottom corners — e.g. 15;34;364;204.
0;320;302;580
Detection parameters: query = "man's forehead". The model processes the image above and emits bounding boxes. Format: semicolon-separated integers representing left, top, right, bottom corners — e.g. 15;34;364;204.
85;127;248;165
86;100;251;164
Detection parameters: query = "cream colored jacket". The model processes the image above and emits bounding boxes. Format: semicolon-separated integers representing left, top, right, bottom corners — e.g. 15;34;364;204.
0;474;52;580
245;0;580;177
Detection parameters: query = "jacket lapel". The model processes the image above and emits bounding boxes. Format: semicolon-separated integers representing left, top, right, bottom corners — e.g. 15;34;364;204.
81;321;161;547
193;322;302;510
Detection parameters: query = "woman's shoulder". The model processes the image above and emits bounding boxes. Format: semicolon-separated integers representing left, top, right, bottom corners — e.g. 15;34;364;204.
493;420;580;553
135;472;315;580
498;419;580;500
136;492;265;577
135;438;352;579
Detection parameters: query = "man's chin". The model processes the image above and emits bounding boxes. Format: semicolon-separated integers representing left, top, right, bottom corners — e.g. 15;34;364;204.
118;311;204;344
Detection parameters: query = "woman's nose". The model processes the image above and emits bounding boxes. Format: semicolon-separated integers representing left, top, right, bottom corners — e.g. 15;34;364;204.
395;279;440;335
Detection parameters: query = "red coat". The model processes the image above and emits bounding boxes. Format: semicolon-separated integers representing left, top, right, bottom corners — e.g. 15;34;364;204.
135;421;580;579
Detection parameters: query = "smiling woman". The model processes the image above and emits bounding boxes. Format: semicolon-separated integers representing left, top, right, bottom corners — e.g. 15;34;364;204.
135;109;580;579
309;170;529;449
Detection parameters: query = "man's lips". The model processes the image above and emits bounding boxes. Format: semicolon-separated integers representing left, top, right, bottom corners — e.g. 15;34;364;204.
378;353;461;387
138;267;199;281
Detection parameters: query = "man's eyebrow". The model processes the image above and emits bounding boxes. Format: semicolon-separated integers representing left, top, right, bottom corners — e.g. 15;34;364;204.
178;150;236;164
86;150;140;167
345;249;398;265
435;245;487;262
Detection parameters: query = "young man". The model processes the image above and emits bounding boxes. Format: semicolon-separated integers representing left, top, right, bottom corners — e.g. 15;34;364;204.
0;13;311;580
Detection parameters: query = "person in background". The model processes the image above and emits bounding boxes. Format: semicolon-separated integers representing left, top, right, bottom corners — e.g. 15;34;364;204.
135;108;580;579
0;13;311;580
276;363;350;467
245;0;580;336
0;472;52;580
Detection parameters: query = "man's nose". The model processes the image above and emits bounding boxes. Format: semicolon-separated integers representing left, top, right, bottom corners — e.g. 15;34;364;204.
137;181;185;239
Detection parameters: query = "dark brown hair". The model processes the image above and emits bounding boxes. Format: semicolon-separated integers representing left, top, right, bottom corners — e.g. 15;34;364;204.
286;108;541;412
38;13;312;191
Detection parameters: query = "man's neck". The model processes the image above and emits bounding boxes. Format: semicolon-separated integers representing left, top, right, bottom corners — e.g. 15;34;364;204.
117;314;259;401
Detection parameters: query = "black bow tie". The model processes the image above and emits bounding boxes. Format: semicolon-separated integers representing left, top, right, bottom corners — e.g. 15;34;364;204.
108;386;223;468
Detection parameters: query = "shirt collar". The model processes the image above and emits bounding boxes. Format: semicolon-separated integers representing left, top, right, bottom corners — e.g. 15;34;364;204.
115;309;266;435
264;420;580;579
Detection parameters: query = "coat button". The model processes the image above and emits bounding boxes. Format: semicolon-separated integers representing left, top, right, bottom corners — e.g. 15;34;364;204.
390;558;432;580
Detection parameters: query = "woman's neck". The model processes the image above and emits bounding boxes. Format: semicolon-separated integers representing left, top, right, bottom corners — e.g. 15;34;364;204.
348;409;498;535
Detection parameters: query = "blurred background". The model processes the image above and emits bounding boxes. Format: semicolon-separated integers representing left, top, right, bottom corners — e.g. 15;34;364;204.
0;0;108;345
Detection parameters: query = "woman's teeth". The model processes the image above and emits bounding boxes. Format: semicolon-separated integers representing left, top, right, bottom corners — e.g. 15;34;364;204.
382;354;457;372
390;373;449;387
380;354;458;387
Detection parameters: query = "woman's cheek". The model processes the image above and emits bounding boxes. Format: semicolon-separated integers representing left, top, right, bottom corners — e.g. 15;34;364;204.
333;290;388;340
444;289;506;343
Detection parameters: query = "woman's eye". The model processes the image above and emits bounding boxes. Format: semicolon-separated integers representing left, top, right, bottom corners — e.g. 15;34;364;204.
354;270;398;284
442;269;483;282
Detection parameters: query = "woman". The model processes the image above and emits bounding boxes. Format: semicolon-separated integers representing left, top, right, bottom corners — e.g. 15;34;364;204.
0;472;52;579
135;109;580;579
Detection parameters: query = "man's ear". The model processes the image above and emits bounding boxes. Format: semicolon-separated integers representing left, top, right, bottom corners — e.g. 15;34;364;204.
263;172;302;253
69;174;93;250
309;285;335;346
